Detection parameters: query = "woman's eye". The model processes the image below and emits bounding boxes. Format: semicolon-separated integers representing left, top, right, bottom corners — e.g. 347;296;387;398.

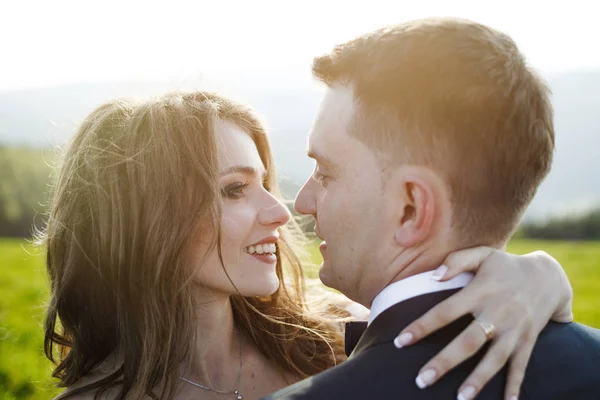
222;182;249;199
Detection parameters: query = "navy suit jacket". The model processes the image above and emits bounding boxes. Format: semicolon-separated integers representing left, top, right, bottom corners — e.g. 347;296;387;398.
263;289;600;399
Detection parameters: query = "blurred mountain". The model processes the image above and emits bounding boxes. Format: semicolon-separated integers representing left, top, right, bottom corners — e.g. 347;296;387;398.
0;69;598;220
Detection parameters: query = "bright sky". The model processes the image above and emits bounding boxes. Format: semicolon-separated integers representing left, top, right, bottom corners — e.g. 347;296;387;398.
1;0;598;91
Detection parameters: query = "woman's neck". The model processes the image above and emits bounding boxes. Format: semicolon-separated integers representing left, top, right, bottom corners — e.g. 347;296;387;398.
180;292;303;399
182;293;242;392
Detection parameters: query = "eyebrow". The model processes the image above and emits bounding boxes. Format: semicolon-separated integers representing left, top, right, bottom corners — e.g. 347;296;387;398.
219;165;267;178
307;150;335;169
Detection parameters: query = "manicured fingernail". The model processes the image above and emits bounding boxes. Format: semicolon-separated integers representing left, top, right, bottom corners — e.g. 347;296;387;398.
431;265;448;281
415;369;436;389
394;332;414;348
457;385;476;400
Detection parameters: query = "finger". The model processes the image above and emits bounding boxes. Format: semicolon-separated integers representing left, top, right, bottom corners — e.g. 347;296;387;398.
552;309;574;324
504;339;536;400
535;251;575;323
414;320;488;389
395;290;475;348
456;335;518;400
438;246;495;281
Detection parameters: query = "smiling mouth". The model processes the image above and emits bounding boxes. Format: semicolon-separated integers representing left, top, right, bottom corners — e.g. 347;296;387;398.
244;243;278;264
244;243;276;255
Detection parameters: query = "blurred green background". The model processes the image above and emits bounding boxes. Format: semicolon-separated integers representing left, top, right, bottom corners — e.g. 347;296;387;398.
1;147;599;399
2;237;599;399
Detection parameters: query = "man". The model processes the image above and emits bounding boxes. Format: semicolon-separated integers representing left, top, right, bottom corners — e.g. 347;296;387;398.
263;18;600;400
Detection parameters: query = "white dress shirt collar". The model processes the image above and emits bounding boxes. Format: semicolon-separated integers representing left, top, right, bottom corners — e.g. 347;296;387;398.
368;266;474;326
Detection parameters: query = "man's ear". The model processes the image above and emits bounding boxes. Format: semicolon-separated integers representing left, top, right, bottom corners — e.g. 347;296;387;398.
394;175;435;248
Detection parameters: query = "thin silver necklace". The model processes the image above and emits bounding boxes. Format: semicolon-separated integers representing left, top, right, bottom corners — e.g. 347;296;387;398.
180;336;244;399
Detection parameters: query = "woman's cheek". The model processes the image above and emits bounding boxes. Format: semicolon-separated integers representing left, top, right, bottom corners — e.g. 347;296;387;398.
221;205;256;242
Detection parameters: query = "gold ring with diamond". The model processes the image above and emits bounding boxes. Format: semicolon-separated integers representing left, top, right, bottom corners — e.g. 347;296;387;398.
476;320;496;341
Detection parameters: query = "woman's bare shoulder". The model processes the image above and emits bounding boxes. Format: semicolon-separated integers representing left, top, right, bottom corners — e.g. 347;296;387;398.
53;389;98;400
305;278;370;321
51;360;123;400
52;383;122;400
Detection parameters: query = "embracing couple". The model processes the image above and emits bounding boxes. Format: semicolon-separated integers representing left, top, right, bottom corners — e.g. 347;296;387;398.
45;17;599;400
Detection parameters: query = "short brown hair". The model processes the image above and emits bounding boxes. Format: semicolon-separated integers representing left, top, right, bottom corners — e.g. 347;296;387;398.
313;17;554;246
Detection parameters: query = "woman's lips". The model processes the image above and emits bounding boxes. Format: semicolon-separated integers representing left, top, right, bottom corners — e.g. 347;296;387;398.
249;252;277;264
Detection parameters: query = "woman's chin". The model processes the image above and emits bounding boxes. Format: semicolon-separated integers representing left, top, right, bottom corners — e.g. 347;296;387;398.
238;275;280;297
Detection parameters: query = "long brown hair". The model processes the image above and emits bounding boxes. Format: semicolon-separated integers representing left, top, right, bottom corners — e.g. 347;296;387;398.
38;91;344;399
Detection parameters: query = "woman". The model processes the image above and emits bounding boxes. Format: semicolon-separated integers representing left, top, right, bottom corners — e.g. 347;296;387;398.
41;91;572;400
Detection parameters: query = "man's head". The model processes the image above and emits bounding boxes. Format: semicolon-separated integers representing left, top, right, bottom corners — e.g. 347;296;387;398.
294;18;554;306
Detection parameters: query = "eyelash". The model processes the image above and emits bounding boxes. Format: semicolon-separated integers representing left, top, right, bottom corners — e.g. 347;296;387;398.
313;170;329;186
222;182;250;199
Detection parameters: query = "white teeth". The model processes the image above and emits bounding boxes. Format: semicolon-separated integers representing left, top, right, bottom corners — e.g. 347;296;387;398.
245;242;277;255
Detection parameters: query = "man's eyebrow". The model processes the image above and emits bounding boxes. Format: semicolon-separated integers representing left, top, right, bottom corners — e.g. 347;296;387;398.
219;166;267;178
307;150;335;168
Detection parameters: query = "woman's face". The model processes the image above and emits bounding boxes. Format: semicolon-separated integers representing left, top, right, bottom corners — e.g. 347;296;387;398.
190;120;291;297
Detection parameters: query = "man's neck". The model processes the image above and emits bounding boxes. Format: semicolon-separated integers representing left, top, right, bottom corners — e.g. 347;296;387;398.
363;237;508;309
363;242;451;308
368;268;474;325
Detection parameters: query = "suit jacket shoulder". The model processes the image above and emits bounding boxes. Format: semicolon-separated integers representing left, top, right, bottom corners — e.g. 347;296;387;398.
263;290;505;400
263;291;600;400
262;320;505;399
521;321;600;399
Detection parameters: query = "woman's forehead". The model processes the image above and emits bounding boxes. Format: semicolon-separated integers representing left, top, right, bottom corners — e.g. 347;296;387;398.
216;119;264;173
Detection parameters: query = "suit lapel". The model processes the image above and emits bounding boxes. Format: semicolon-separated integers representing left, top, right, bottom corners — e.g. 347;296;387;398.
349;289;461;358
345;321;368;357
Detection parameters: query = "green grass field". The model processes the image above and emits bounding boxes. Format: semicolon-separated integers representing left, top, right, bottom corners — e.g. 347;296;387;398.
1;238;599;399
0;239;59;400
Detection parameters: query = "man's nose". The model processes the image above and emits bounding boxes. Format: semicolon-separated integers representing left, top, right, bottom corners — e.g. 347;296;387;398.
294;179;316;216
